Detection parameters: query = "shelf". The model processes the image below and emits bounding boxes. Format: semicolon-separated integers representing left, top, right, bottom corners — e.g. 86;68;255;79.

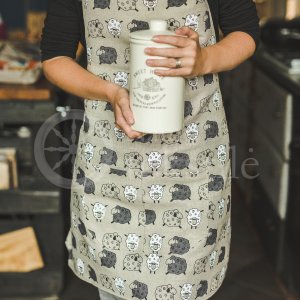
0;269;63;298
0;173;62;214
0;100;56;124
0;189;60;214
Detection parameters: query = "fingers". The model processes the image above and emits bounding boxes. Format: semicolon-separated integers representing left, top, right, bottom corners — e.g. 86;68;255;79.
114;97;144;139
145;26;200;70
153;67;191;77
146;56;193;69
152;55;199;78
151;34;190;48
150;26;199;47
175;26;199;40
153;63;198;78
145;46;190;58
145;26;202;78
118;94;134;125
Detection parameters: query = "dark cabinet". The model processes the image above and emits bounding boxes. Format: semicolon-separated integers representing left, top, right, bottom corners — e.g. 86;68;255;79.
226;59;300;297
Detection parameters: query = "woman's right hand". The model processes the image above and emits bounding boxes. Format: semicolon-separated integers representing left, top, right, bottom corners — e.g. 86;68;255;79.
107;84;145;140
41;57;144;140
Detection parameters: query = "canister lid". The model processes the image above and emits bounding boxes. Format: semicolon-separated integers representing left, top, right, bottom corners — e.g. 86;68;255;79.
130;19;176;41
149;20;167;31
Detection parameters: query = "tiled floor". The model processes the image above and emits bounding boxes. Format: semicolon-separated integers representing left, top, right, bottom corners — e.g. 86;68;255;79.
61;182;289;300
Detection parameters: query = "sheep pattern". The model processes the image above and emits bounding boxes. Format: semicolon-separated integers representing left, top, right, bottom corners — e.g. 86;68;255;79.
66;1;232;299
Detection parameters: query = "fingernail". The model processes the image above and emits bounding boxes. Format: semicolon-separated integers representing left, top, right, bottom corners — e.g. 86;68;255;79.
152;36;158;41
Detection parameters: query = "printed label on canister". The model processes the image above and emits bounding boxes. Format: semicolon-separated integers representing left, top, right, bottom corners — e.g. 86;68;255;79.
132;67;167;109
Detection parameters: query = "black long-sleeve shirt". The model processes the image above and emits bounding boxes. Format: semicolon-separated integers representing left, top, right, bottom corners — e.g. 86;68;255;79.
40;0;260;62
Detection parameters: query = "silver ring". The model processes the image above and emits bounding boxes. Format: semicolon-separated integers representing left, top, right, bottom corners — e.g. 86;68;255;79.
175;58;182;68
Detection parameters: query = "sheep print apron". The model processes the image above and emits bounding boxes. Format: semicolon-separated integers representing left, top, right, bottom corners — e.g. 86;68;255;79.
65;1;232;299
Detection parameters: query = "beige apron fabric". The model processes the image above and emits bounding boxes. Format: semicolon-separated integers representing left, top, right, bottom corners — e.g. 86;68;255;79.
65;1;232;299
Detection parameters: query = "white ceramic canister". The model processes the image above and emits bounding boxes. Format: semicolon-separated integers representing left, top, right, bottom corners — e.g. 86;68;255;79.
129;19;185;134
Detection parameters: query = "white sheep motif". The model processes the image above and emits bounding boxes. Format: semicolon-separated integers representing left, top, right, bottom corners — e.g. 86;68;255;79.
212;90;221;110
92;202;108;222
183;14;201;31
216;144;227;164
146;253;162;273
185;122;200;143
186;208;203;229
209;250;218;269
125;233;141;251
147;151;164;171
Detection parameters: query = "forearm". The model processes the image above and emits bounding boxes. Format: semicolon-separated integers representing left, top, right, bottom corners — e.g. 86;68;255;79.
42;56;118;101
200;32;256;74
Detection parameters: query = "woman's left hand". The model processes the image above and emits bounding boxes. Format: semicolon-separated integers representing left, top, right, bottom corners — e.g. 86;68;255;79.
145;26;206;78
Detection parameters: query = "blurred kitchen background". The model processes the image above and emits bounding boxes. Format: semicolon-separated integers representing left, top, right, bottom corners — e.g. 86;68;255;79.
0;0;299;299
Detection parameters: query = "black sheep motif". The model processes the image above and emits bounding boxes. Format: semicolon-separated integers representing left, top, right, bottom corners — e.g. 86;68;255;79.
205;228;217;246
204;120;219;139
170;184;191;201
99;249;117;268
83;115;90;133
93;0;110;9
78;218;87;237
96;46;117;64
68;249;73;260
104;101;114;111
88;265;98;282
132;134;153;143
100;147;118;165
169;236;190;255
109;168;127;176
169;152;190;170
71;233;77;249
184;101;193;117
76;167;85;185
218;246;226;263
204;73;214;85
203;11;211;31
166;0;188;9
166;255;187;275
138;209;156;226
208;174;224;191
111;205;132;224
196;280;208;298
128;20;149;32
130;280;148;300
84;177;95;194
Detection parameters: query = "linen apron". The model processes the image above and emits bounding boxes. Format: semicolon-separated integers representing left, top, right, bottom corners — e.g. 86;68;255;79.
65;1;232;299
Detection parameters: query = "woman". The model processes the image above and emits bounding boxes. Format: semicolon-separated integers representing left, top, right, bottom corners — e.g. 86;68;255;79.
41;1;259;299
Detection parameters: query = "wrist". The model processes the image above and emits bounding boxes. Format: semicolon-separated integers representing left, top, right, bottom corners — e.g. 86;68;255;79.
198;46;213;75
105;81;122;103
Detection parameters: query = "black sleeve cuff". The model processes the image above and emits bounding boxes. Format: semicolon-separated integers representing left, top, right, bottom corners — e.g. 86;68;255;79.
218;0;261;48
40;0;81;62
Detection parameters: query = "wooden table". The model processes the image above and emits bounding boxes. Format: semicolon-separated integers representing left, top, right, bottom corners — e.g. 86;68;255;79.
0;75;55;101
